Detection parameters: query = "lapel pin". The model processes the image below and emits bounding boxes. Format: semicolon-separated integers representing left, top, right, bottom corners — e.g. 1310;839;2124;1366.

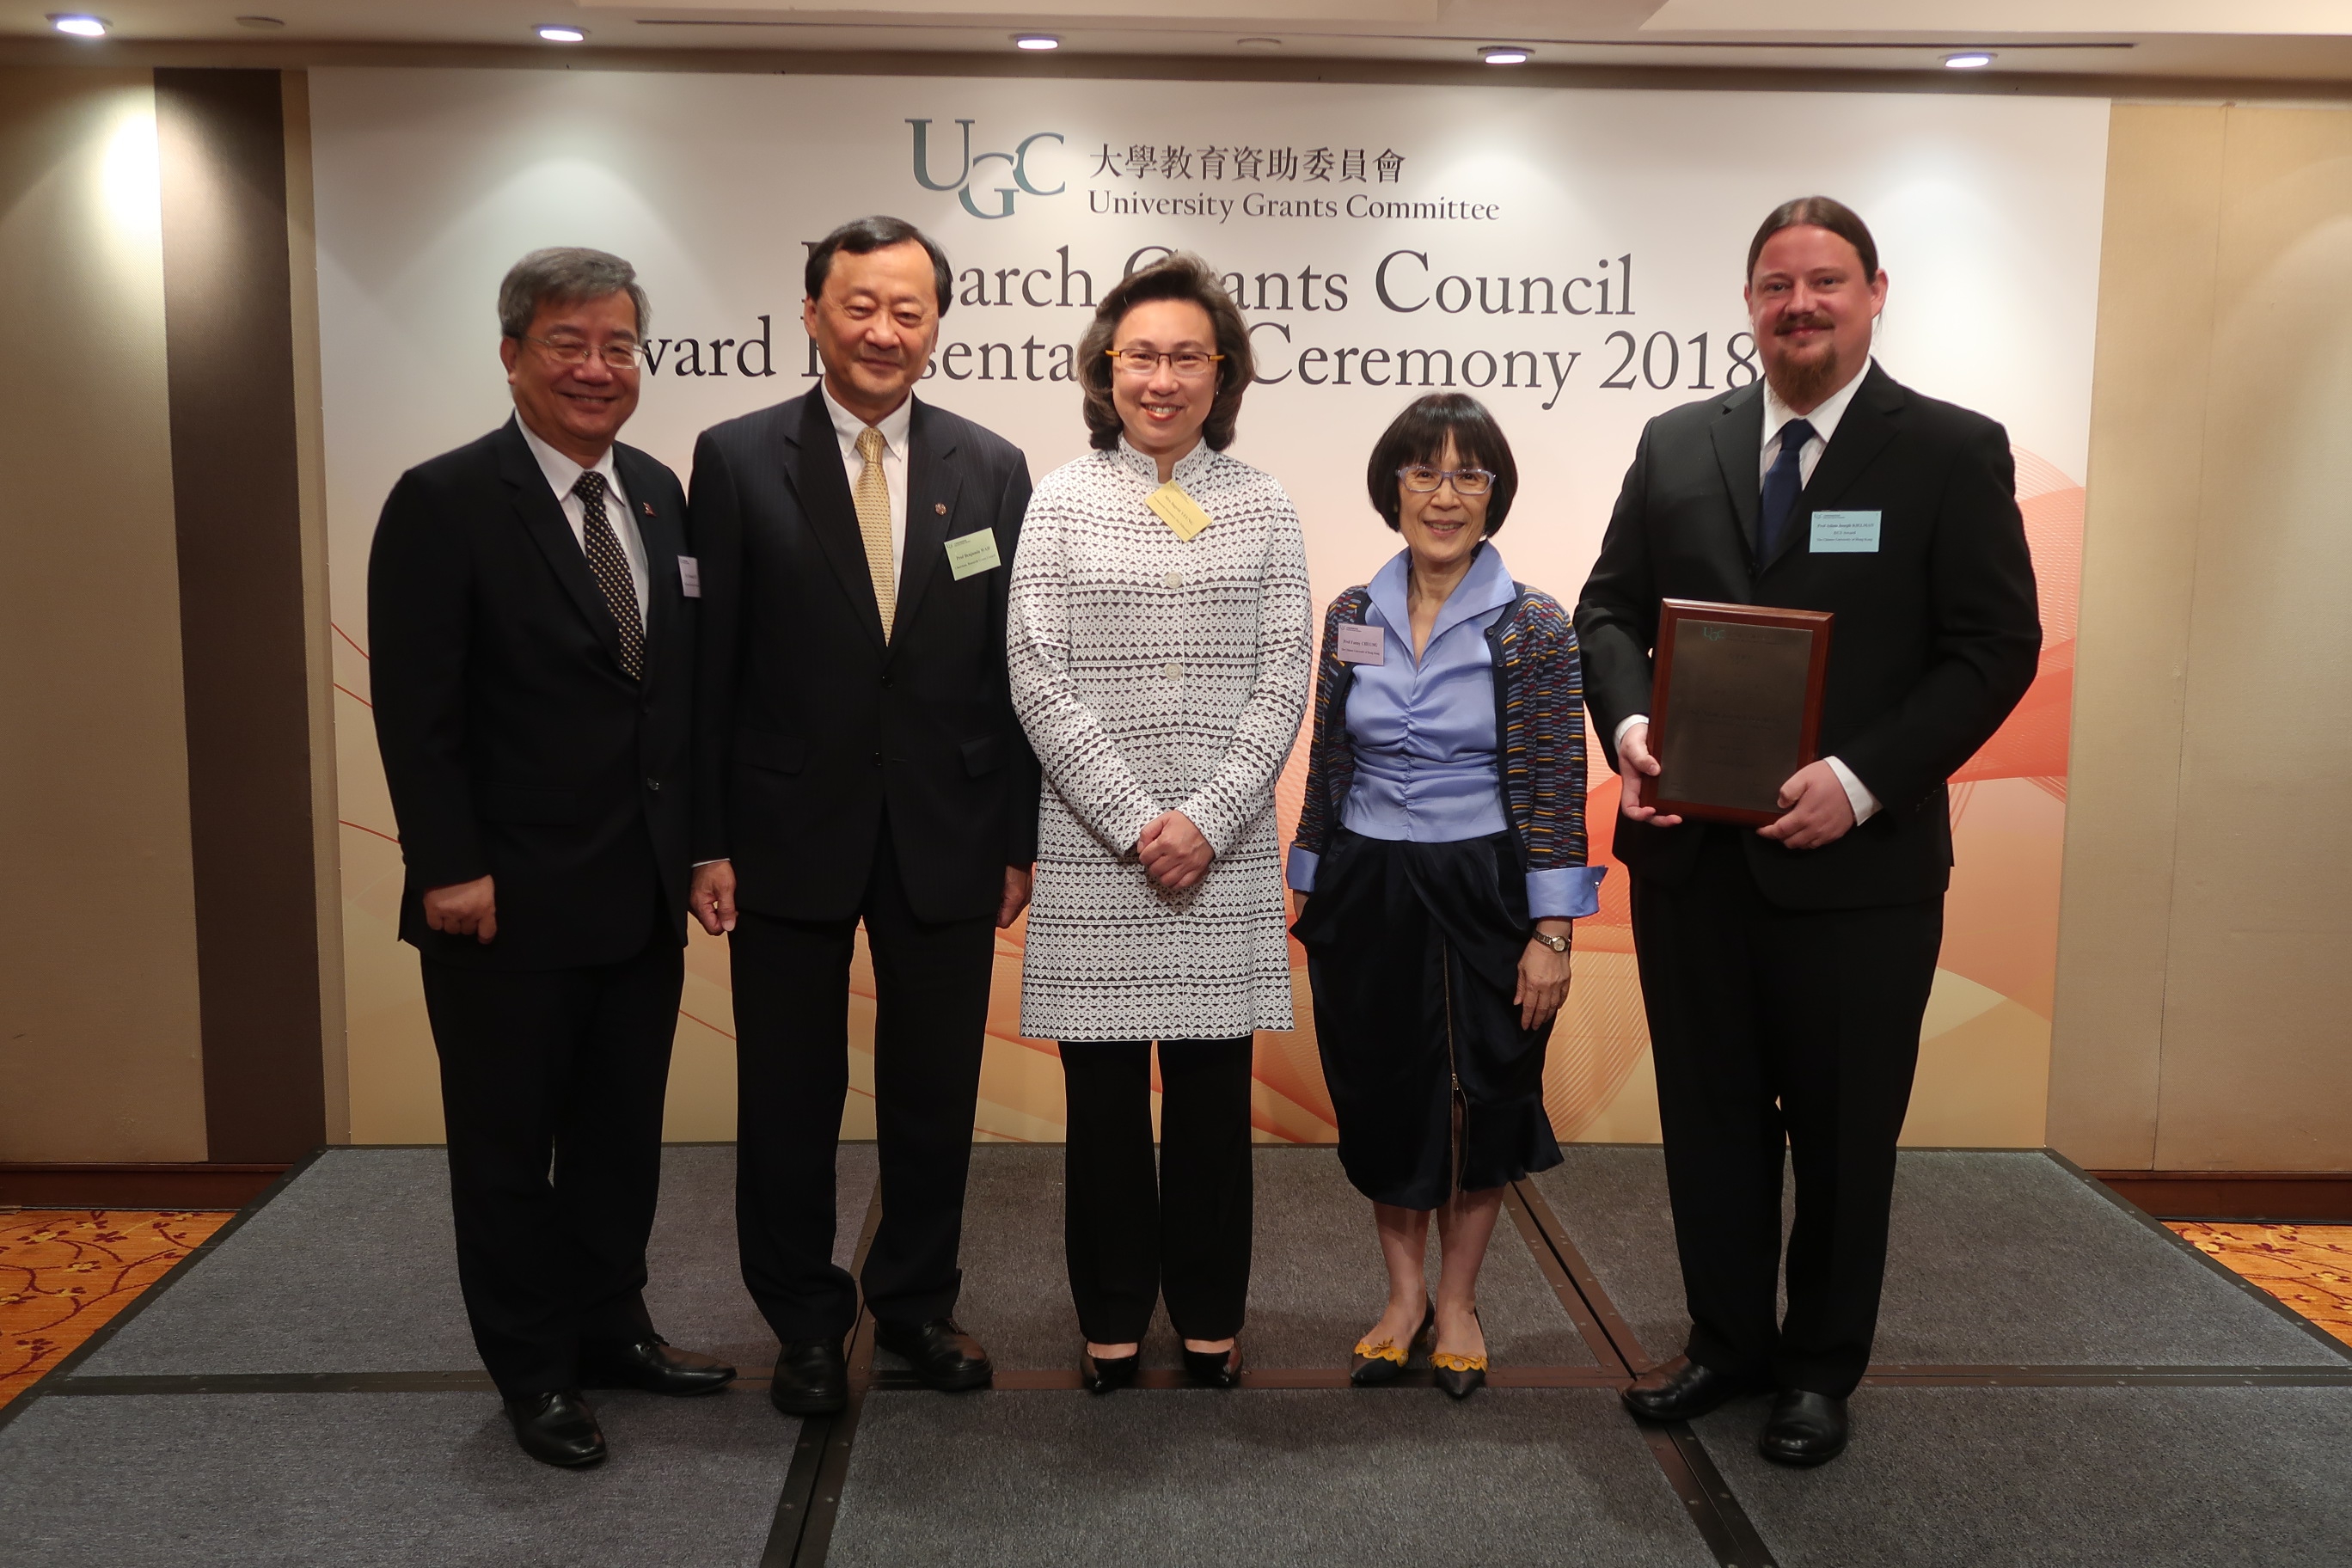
641;501;655;516
934;502;948;515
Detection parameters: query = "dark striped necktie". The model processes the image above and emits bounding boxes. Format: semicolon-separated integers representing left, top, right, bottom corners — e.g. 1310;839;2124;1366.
573;471;644;679
1758;416;1816;563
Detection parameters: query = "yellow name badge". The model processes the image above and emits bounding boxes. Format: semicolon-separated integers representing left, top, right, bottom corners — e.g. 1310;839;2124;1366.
1146;481;1216;542
944;528;1002;579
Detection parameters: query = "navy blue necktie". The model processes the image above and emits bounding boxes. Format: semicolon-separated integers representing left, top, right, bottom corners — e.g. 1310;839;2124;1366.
1758;416;1816;562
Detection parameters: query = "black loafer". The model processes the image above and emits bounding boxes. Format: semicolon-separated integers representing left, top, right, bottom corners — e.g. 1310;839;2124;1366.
504;1390;606;1468
1180;1344;1244;1388
1759;1389;1849;1467
873;1317;993;1392
580;1335;737;1396
1620;1355;1767;1422
769;1337;848;1417
1080;1348;1140;1393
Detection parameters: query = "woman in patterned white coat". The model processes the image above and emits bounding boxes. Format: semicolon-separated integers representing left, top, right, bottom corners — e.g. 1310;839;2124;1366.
1007;254;1312;1394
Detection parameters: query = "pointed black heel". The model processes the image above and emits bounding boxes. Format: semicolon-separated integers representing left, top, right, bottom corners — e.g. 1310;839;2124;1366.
1179;1344;1244;1388
1080;1348;1140;1393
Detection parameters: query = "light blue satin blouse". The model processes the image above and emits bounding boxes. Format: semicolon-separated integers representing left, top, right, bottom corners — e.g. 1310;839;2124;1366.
1285;544;1603;920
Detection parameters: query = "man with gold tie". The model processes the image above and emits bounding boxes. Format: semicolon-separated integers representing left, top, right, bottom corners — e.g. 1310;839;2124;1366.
686;217;1040;1417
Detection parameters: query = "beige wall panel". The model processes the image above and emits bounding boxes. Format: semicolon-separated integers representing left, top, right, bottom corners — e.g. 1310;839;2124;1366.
0;69;207;1161
2153;104;2352;1169
2047;104;2226;1169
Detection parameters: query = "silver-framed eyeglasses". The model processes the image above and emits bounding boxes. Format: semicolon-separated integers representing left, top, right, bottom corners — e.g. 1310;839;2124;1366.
1106;347;1224;377
519;334;646;370
1397;464;1497;496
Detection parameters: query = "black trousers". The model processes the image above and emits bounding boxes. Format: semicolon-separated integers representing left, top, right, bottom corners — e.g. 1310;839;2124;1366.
732;815;995;1342
1631;829;1942;1398
1060;1038;1254;1344
420;922;683;1400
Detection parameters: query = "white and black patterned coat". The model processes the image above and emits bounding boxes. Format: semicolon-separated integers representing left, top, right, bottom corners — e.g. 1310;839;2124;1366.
1008;439;1314;1043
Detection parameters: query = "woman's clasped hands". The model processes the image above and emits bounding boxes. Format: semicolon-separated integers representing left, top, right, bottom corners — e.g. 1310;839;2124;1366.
1137;810;1213;891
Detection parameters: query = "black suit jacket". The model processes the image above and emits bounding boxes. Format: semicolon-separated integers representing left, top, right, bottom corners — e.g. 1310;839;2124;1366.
689;389;1040;924
1575;363;2042;910
368;418;695;969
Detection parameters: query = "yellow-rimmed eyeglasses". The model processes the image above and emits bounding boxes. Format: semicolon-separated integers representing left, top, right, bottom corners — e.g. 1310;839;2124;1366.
1106;348;1224;377
519;334;646;370
1397;465;1497;496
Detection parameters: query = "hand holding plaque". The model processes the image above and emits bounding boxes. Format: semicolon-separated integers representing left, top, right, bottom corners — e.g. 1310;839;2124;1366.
1635;599;1834;826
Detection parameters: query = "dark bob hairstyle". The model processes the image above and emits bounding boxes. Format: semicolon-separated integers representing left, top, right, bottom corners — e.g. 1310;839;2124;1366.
1363;392;1520;534
1077;253;1254;452
804;215;954;317
1745;194;1879;285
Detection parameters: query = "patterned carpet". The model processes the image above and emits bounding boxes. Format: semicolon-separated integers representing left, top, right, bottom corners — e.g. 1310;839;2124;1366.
3;1210;2345;1411
0;1210;230;1408
2166;1222;2352;1347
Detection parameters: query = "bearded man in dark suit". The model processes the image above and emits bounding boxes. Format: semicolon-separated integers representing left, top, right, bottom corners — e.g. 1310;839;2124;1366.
687;217;1039;1417
1577;198;2041;1466
370;248;733;1469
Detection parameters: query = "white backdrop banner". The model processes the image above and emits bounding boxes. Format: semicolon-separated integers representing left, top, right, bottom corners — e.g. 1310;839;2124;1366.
311;69;2107;1144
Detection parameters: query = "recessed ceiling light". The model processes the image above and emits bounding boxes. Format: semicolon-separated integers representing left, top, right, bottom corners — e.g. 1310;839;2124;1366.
536;24;586;43
49;14;109;36
1942;51;1995;69
1237;37;1282;50
235;15;285;28
1480;46;1531;65
1014;34;1060;50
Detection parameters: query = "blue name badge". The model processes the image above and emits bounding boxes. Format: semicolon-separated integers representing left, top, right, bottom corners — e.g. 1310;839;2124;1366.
1810;510;1883;553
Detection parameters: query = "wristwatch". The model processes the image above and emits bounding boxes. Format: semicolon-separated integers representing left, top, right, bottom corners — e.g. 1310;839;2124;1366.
1529;930;1569;953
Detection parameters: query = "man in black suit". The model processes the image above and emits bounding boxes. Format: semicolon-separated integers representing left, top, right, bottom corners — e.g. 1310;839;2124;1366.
370;248;733;1468
688;217;1039;1415
1577;199;2041;1466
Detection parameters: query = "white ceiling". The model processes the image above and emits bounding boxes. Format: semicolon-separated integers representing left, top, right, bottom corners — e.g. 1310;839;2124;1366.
11;0;2352;86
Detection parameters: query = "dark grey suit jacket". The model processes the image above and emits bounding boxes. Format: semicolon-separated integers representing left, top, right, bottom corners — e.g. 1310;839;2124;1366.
688;389;1039;924
368;417;695;968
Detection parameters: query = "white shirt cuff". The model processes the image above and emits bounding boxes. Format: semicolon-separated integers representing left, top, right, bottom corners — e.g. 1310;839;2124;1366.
1824;756;1880;824
1613;714;1650;753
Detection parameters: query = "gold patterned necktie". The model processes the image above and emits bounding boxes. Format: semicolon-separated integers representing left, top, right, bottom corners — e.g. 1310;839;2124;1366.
854;426;896;641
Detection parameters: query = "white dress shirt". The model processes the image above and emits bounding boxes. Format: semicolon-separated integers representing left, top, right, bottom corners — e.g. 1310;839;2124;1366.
1615;357;1881;824
515;415;649;622
821;381;912;579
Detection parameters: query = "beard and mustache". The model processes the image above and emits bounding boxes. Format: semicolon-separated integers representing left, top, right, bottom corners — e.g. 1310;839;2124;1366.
1763;310;1851;407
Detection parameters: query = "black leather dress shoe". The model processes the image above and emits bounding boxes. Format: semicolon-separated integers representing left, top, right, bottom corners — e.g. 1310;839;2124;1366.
873;1318;993;1392
769;1338;849;1417
1759;1389;1849;1467
1619;1356;1767;1422
580;1336;737;1396
504;1391;606;1468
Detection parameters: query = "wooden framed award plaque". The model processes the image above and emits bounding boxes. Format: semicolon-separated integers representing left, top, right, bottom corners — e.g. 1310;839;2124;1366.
1637;599;1834;826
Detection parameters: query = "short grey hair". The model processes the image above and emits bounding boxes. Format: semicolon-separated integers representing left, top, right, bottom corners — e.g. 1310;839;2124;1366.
496;246;650;339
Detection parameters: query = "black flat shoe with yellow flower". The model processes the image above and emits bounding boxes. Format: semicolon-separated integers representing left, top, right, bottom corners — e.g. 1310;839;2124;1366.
1349;1303;1436;1387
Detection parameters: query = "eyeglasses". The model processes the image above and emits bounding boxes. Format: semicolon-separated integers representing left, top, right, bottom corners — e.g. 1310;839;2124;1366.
1397;465;1497;496
1106;347;1224;377
518;334;645;370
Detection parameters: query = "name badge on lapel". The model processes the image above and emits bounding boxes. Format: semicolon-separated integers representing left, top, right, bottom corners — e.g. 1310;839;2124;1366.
1146;481;1216;542
1336;623;1386;665
677;555;701;597
945;530;1001;579
1810;511;1882;553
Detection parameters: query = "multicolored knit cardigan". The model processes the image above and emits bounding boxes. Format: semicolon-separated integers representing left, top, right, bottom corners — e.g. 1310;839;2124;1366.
1292;582;1591;882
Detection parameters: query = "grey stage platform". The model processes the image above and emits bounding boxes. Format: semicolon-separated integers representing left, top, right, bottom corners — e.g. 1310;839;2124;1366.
2;1143;2344;1567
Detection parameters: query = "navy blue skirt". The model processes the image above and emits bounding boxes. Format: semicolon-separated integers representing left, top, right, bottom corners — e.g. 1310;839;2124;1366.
1292;827;1564;1210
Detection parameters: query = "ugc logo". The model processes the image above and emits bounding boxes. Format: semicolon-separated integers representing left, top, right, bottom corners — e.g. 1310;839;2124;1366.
908;119;1065;219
